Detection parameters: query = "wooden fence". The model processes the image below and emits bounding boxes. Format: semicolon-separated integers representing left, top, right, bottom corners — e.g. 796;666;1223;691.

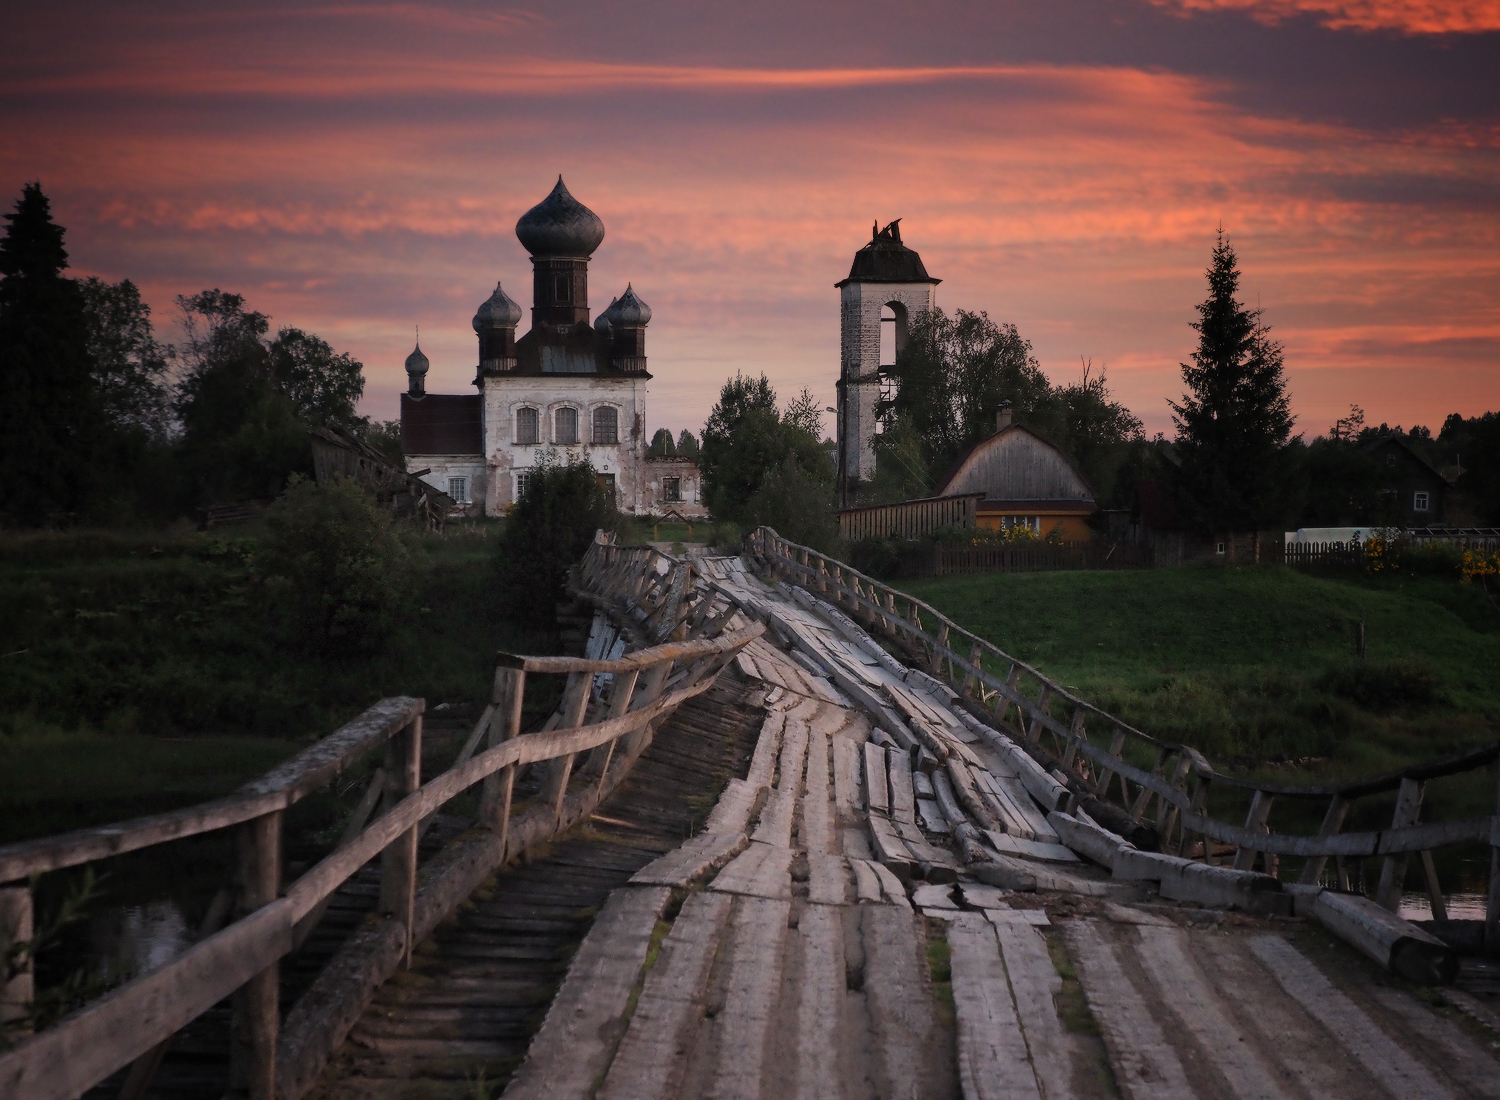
747;526;1500;947
0;540;761;1100
837;494;983;541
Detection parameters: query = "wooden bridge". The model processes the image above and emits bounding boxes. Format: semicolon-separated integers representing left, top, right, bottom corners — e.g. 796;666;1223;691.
2;529;1499;1099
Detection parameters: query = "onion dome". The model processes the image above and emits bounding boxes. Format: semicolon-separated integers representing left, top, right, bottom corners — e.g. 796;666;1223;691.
472;282;522;331
594;296;618;333
404;342;429;375
515;176;606;258
611;283;651;325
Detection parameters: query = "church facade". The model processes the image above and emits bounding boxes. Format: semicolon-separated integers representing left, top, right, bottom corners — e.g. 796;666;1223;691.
402;178;691;517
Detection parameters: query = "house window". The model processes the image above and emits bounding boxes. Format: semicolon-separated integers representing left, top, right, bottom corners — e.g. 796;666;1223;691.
448;476;468;503
596;473;616;500
515;407;539;445
1386;455;1396;467
593;406;619;444
555;407;579;444
1414;491;1430;512
1002;515;1038;532
663;476;682;503
1216;541;1226;555
515;470;533;499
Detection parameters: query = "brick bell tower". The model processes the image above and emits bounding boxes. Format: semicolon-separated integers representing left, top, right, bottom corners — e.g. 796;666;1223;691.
834;220;940;506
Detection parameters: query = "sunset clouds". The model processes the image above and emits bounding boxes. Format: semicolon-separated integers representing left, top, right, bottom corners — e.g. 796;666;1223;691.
2;1;1495;440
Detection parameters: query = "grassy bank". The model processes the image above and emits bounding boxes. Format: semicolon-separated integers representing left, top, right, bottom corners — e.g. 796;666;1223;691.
0;521;539;843
900;565;1500;784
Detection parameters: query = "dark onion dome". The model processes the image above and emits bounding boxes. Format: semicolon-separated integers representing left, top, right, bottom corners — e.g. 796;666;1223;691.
472;281;522;330
515;176;606;257
593;296;618;333
404;342;429;375
835;219;941;287
611;283;651;325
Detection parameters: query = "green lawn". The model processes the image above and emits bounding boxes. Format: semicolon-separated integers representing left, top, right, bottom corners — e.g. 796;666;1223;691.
900;565;1500;789
0;521;542;843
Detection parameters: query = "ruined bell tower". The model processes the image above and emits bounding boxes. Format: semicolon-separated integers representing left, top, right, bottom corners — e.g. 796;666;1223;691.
834;220;940;506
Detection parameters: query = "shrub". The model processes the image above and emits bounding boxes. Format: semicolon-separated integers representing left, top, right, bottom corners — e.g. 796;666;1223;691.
742;456;840;555
497;457;621;631
708;521;742;553
258;475;417;652
1317;658;1442;711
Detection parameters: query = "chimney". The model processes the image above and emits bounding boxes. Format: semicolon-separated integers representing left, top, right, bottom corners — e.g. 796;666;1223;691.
996;402;1013;432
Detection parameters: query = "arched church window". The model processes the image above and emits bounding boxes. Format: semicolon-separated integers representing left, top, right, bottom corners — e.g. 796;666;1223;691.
555;406;579;444
515;406;539;445
592;406;619;445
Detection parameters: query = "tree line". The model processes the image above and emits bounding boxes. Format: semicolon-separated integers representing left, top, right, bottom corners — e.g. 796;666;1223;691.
0;183;394;527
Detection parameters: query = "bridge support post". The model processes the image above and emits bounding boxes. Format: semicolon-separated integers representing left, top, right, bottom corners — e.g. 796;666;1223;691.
381;716;422;965
481;668;525;848
231;809;281;1100
1375;778;1423;912
1232;790;1275;871
1297;794;1349;885
0;883;32;1038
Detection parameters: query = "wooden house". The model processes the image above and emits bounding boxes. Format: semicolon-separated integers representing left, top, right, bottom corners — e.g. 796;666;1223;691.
1363;434;1451;527
932;409;1096;540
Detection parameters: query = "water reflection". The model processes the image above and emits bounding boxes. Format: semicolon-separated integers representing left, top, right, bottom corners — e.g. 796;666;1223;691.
1399;892;1487;921
90;900;191;979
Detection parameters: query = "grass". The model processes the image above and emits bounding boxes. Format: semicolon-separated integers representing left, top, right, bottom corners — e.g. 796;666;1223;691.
899;565;1500;807
0;519;546;844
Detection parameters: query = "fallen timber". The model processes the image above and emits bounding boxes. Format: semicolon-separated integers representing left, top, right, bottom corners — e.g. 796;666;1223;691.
0;538;762;1100
744;525;1500;955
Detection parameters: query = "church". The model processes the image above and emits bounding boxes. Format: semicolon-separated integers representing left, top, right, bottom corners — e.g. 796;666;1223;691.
401;178;702;518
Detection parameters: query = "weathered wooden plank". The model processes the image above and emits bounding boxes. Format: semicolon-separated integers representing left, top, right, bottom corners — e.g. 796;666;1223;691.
864;741;891;817
861;906;942;1099
1249;934;1451;1100
982;829;1081;863
850;858;884;903
745;710;787;789
917;798;950;834
631;830;750;888
888;747;918;826
702;778;759;834
865;860;912;910
1060;921;1194;1100
503;885;672;1100
946;913;1042;1100
496;621;764;673
868;816;918;880
802;725;834;856
711;897;793;1100
793;903;845;1100
599;891;733;1100
712;841;793;899
808;853;851;905
752;788;797;848
1313;890;1458;984
1368;987;1500;1099
1135;926;1291;1100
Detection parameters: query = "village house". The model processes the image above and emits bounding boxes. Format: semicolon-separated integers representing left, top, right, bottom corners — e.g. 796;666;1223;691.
400;177;700;518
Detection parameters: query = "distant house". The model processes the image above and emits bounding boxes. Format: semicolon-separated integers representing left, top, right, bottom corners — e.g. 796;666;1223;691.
932;408;1096;540
643;454;708;520
1363;434;1450;526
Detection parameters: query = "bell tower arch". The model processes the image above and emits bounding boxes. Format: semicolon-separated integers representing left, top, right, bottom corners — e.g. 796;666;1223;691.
834;220;940;505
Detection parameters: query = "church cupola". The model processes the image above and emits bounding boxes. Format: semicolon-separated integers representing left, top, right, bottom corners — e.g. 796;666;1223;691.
607;284;650;373
473;282;522;373
404;341;429;398
515;176;604;329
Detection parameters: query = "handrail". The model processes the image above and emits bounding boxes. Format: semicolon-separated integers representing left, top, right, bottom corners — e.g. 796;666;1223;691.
0;550;763;1100
0;696;423;884
745;525;1500;936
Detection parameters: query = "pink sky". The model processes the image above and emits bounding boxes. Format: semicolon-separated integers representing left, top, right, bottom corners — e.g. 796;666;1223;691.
4;1;1496;442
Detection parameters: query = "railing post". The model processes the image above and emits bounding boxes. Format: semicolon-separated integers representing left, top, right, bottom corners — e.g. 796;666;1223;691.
1486;760;1500;955
545;672;591;826
1375;777;1423;912
624;661;672;759
1025;684;1051;744
1232;789;1275;872
482;668;525;854
1297;794;1349;885
1094;728;1127;800
230;809;282;1100
931;623;949;677
1;882;33;1038
588;668;641;790
381;715;422;965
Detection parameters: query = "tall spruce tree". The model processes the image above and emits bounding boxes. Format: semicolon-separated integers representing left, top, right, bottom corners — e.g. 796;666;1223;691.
0;183;100;523
1167;232;1295;531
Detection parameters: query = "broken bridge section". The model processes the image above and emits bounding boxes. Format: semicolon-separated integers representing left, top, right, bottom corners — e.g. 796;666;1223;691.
496;551;1500;1100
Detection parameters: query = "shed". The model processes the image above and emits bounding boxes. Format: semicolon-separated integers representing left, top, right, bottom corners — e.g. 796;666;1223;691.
933;417;1096;540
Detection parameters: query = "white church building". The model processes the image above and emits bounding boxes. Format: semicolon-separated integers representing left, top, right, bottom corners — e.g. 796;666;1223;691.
401;178;702;518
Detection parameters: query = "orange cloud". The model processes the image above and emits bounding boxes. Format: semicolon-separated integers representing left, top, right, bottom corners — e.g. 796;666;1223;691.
1147;0;1500;34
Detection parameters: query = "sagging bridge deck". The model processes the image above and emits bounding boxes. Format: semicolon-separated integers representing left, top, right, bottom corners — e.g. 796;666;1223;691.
2;531;1499;1099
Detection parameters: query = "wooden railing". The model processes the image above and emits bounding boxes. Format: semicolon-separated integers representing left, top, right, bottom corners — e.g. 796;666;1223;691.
0;558;762;1100
747;526;1500;945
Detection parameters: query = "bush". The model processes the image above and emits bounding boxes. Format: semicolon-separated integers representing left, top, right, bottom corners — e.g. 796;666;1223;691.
1317;658;1442;711
708;521;742;553
258;475;417;652
497;457;621;631
742;456;841;555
